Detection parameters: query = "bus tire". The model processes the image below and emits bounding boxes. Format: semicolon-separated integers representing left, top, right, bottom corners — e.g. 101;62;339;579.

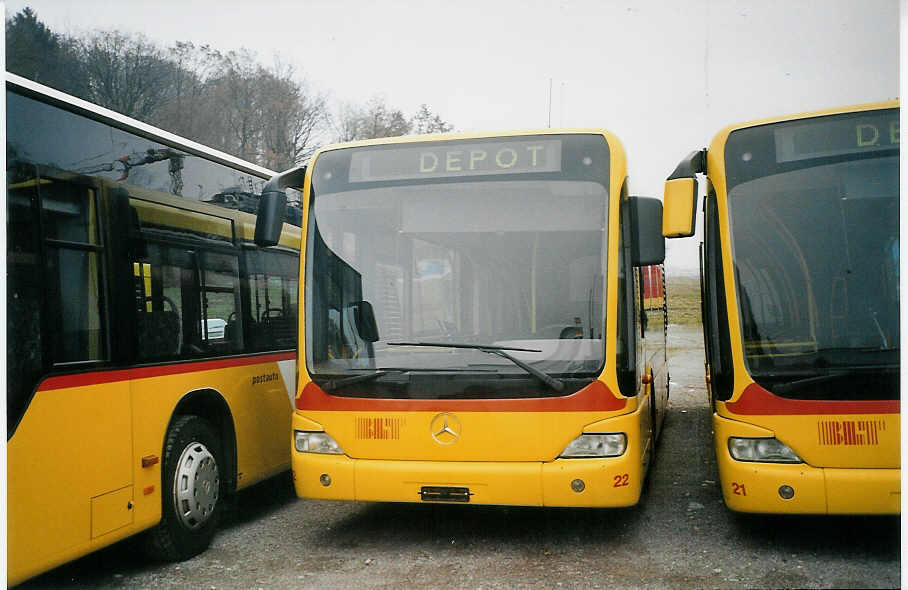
145;415;224;562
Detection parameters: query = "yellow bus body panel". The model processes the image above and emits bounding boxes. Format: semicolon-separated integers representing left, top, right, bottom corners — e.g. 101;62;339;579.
8;381;132;585
7;356;294;586
291;407;647;507
715;402;900;469
713;413;900;514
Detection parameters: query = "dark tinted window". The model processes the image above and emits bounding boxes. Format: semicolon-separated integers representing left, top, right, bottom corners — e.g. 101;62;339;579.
306;135;610;399
7;90;268;202
724;110;899;400
6;86;298;433
7;175;45;431
245;250;299;351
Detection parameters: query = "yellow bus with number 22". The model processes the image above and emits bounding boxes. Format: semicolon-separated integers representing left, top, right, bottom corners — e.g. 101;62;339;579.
253;129;668;508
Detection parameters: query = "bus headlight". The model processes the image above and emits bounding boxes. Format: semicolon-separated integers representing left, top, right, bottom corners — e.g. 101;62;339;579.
295;430;344;454
728;437;801;463
560;433;627;458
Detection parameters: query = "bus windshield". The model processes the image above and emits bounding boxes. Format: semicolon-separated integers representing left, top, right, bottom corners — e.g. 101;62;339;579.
305;134;610;399
724;109;899;400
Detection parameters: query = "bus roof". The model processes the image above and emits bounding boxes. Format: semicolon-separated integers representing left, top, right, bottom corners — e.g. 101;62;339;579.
311;127;627;156
6;71;279;181
709;100;899;149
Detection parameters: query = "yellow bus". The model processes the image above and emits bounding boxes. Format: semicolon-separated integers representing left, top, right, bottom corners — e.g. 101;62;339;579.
253;130;667;508
7;73;301;585
662;102;899;514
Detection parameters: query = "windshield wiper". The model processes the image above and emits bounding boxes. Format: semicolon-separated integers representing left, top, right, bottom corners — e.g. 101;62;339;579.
770;367;896;396
321;369;406;392
387;341;564;392
320;366;498;392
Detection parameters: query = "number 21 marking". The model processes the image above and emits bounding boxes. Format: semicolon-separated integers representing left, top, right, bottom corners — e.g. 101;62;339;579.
731;482;747;496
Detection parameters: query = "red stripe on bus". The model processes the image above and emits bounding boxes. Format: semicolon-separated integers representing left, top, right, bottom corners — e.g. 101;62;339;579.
37;352;297;392
295;379;628;413
725;382;900;416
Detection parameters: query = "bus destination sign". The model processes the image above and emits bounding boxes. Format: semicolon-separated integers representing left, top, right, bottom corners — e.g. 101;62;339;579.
348;138;562;183
774;109;899;163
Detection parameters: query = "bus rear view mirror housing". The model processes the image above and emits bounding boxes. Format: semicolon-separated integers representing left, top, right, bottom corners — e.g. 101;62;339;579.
663;149;706;238
663;178;698;237
629;196;665;266
254;166;307;247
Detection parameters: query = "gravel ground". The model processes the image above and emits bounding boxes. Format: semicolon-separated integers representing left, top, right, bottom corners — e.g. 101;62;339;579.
19;325;901;589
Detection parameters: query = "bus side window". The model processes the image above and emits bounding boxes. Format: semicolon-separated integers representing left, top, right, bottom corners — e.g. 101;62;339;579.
135;244;189;360
245;250;298;351
198;252;241;352
42;183;107;364
616;194;638;397
702;194;734;401
7;173;46;432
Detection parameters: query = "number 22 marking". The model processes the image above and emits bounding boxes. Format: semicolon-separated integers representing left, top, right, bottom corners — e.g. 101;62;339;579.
613;473;629;487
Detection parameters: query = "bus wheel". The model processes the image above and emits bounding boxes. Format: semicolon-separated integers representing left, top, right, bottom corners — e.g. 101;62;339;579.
145;415;223;561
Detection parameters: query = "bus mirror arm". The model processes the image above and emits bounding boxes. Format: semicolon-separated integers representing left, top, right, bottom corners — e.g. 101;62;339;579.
254;166;307;247
667;148;707;180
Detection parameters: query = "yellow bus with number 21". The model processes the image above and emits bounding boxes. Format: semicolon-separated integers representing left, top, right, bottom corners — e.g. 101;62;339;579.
253;129;668;508
663;102;899;514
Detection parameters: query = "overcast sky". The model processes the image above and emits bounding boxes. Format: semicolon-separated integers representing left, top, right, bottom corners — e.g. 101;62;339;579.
4;0;900;270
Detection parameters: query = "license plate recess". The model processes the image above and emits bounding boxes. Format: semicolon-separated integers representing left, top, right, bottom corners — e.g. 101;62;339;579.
419;486;472;503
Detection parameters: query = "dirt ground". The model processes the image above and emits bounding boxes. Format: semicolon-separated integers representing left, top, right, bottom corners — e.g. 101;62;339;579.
19;325;901;589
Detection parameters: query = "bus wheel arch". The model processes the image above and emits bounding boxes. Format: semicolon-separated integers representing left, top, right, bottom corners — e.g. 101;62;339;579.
169;388;237;494
145;389;236;561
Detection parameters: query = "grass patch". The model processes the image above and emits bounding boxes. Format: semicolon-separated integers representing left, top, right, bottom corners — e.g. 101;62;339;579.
666;275;701;326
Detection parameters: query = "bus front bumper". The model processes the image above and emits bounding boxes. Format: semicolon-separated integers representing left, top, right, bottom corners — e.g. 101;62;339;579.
714;415;900;514
291;452;644;507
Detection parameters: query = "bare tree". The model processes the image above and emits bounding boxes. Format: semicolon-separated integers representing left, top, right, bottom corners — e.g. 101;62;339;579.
411;103;454;135
258;59;326;170
332;98;454;142
203;49;265;162
6;12;329;170
332;102;367;142
78;30;171;120
331;96;412;141
6;8;86;96
151;42;222;144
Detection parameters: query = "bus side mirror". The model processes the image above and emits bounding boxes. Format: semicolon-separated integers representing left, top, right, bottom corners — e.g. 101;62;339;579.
663;148;706;238
254;166;307;247
349;301;380;343
253;190;286;247
663;178;698;238
629;196;665;266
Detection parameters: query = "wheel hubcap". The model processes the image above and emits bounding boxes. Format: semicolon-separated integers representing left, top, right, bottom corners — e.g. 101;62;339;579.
173;441;219;530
